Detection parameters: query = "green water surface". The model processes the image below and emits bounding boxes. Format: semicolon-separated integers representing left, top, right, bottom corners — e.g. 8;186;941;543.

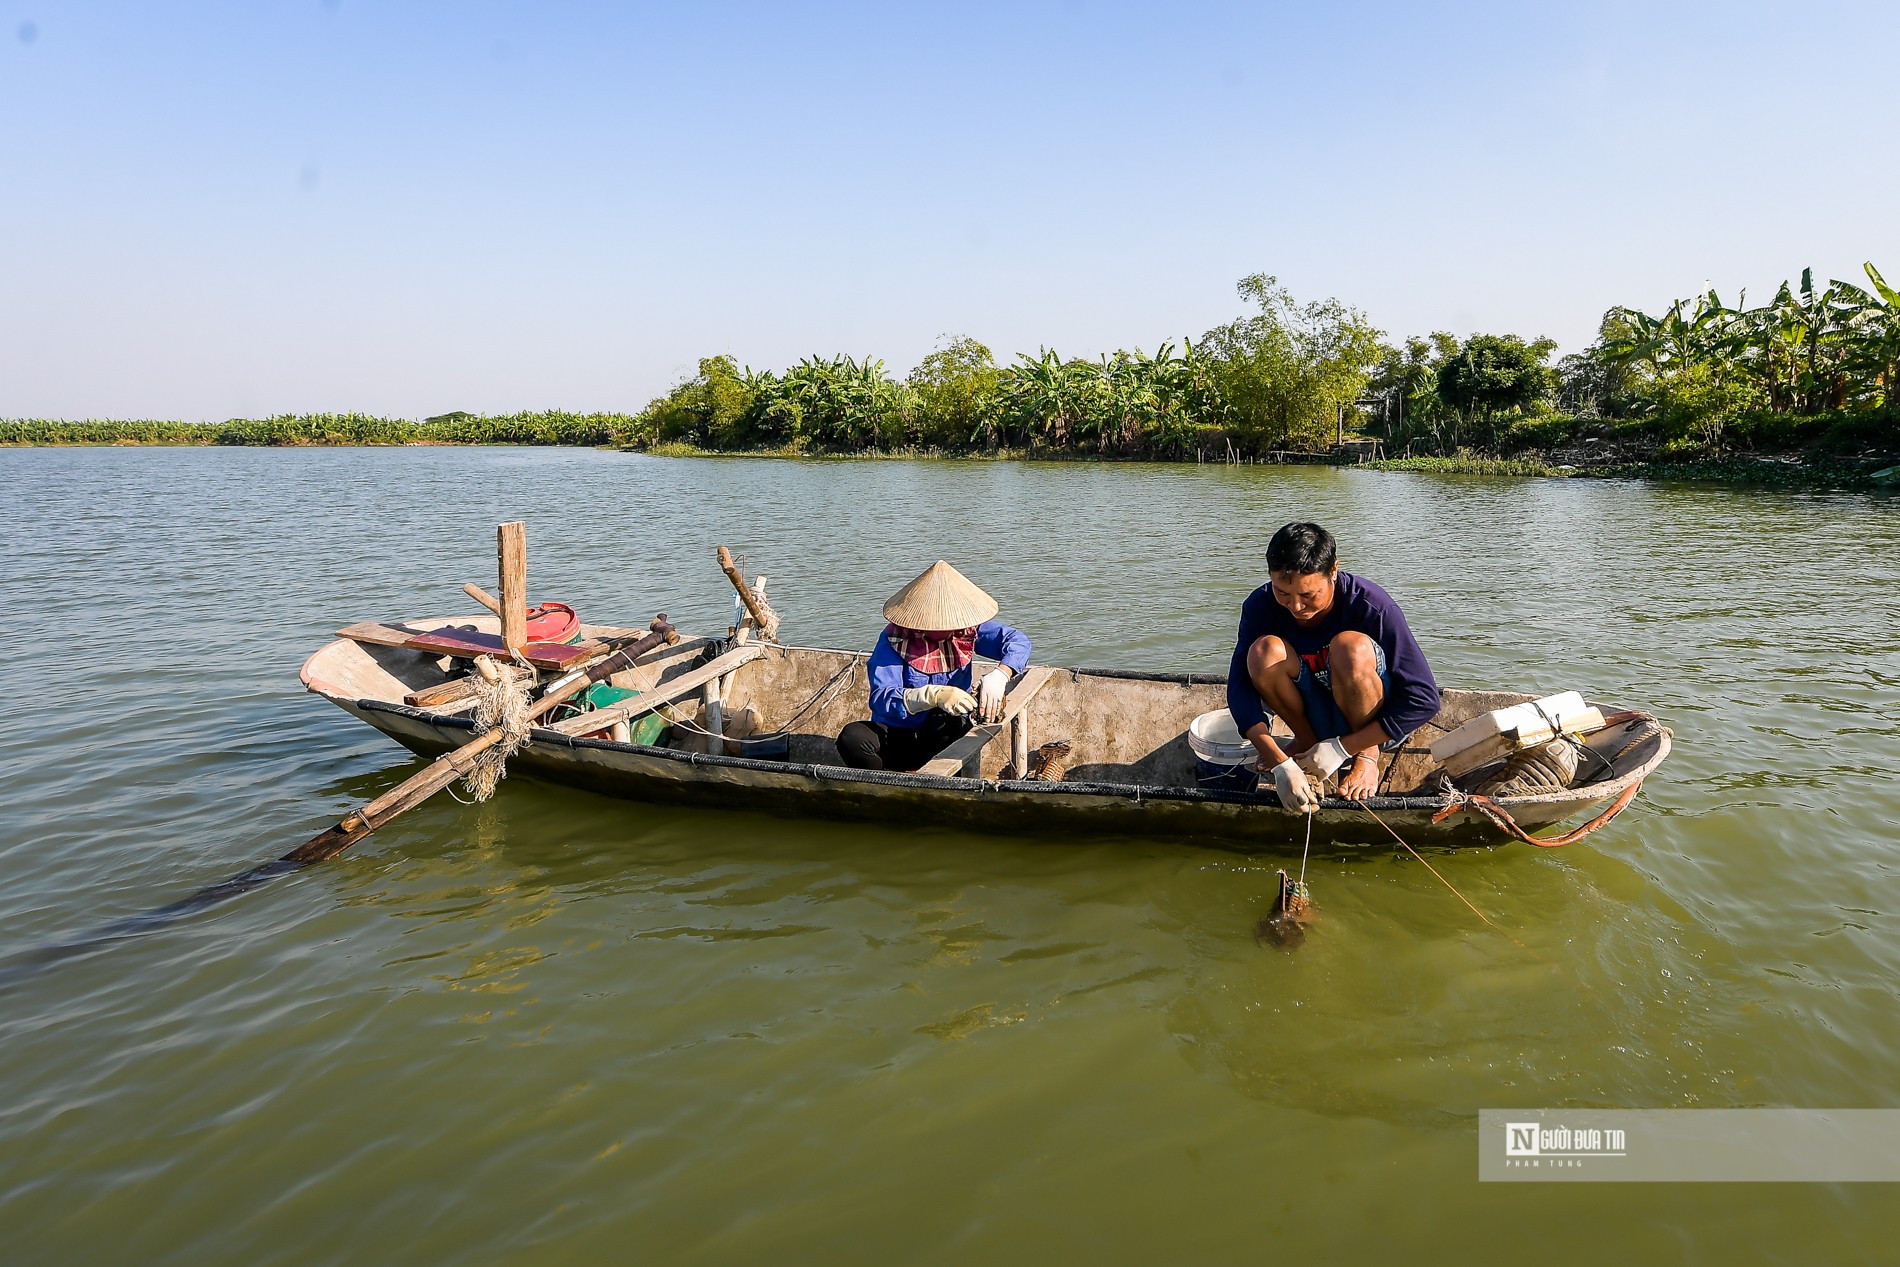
1;447;1897;1264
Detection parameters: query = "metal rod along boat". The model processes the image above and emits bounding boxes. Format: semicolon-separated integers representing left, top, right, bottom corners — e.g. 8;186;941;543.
300;616;1672;849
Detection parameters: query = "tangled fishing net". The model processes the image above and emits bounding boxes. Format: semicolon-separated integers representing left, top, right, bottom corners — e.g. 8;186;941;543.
465;669;534;801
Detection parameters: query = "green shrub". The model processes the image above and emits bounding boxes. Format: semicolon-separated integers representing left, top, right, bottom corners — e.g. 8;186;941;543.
1494;410;1582;453
908;336;1001;450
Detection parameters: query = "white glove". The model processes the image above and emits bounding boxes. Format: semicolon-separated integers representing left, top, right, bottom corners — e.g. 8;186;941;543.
1298;738;1351;781
977;668;1010;722
903;684;978;717
1271;759;1320;813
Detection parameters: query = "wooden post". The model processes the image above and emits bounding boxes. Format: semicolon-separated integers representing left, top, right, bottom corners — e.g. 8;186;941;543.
702;677;726;757
1011;712;1029;779
916;666;1055;779
719;574;765;739
497;522;527;656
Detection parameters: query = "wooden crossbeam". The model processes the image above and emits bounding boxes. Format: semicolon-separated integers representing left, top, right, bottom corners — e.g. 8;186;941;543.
915;666;1056;778
544;645;764;738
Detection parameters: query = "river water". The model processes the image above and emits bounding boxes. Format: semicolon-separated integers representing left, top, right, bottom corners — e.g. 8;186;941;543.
1;446;1896;1264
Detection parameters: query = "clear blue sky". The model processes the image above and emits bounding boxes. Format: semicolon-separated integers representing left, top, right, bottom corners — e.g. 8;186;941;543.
4;1;1896;420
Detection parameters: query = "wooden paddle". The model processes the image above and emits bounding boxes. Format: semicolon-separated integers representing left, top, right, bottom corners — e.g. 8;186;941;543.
286;615;677;864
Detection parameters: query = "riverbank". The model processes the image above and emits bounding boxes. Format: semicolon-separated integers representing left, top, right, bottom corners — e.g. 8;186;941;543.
7;417;1895;490
1365;451;1899;489
0;412;636;448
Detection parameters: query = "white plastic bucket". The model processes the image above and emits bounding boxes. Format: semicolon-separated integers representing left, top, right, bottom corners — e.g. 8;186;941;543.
1188;709;1259;792
1188;709;1254;764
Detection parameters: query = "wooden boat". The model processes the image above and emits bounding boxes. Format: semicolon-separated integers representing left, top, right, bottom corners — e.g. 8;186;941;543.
300;616;1672;849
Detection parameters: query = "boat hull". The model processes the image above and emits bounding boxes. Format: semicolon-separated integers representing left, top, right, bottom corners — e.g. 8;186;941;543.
323;696;1638;850
300;625;1671;851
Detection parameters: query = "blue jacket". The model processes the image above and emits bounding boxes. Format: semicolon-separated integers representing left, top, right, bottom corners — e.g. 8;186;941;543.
868;620;1032;728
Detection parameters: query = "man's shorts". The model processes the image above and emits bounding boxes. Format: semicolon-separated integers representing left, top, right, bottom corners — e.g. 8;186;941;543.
1295;639;1400;749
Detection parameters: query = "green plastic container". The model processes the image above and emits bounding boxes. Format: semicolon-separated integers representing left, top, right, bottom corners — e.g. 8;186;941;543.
578;683;669;746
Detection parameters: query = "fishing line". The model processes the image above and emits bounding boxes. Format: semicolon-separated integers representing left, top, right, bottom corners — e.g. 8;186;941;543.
1360;801;1595;990
1298;811;1312;885
1355;801;1548;965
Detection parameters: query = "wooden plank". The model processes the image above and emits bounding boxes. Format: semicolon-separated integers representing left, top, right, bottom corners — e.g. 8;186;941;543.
335;620;420;649
606;635;711;694
916;666;1056;778
498;521;527;655
545;645;765;737
337;619;603;670
410;629;687;710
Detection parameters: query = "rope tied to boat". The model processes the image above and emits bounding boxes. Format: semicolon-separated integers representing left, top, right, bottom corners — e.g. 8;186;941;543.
1432;781;1644;848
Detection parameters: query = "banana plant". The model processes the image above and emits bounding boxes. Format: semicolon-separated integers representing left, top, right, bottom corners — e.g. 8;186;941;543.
1830;262;1900;410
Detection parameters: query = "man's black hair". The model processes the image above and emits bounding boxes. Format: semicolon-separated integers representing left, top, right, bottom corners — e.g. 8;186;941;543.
1266;522;1337;575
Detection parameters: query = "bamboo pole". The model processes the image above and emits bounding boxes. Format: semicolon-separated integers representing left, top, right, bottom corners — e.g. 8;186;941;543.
720;575;766;742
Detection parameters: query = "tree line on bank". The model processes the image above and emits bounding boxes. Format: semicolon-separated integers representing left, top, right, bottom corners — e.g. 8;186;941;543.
7;265;1895;461
1372;262;1900;461
0;411;637;447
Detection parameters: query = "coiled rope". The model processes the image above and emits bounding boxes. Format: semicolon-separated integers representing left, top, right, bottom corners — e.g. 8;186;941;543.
1431;711;1666;848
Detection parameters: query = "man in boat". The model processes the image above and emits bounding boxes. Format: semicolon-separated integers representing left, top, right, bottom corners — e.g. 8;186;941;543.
1229;522;1440;811
837;561;1032;772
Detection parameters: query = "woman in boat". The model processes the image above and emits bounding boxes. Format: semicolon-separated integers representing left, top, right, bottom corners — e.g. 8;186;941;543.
836;561;1032;772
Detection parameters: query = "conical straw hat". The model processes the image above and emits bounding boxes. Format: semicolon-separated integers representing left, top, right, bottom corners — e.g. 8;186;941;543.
882;560;998;630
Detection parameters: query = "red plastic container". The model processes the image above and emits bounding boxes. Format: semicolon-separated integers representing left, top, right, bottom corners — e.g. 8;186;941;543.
525;602;581;644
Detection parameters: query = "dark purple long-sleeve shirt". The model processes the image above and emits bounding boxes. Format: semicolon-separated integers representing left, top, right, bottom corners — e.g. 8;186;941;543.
1226;572;1440;742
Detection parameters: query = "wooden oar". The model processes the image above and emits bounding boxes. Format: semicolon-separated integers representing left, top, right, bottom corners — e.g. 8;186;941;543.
0;616;679;983
287;615;677;864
